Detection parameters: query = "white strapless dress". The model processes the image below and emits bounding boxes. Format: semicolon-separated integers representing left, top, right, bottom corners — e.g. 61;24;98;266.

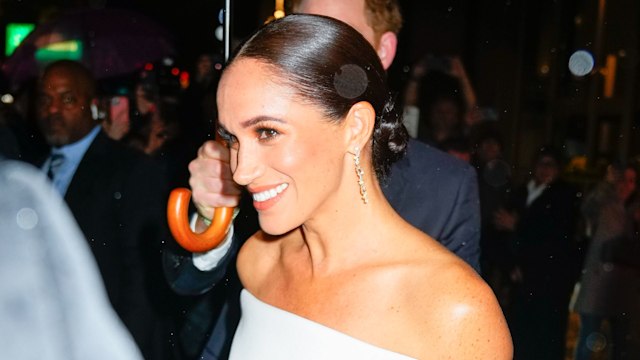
229;289;416;359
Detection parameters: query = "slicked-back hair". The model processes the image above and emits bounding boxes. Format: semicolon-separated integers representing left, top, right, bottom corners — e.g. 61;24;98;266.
226;14;407;180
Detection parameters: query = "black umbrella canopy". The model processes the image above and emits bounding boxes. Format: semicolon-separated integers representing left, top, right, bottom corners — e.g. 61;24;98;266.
2;7;176;91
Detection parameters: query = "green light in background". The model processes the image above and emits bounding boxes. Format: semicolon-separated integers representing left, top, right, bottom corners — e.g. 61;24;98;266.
5;23;35;56
35;40;83;62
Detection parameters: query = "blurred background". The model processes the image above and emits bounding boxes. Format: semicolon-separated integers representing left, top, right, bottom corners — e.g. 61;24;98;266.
1;0;638;182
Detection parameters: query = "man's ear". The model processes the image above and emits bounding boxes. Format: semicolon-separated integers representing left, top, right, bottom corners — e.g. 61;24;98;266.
90;99;99;120
344;101;375;151
376;31;398;70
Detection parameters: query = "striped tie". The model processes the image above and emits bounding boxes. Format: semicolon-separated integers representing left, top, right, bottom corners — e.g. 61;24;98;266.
47;152;65;180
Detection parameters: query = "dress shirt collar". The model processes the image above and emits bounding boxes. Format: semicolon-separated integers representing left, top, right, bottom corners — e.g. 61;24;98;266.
525;179;548;207
44;126;101;195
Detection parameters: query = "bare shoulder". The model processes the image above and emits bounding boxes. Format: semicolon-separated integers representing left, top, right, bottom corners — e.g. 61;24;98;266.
406;255;513;359
236;230;283;290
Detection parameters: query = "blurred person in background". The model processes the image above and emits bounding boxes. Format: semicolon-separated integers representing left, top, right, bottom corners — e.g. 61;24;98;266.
34;59;180;360
494;146;580;360
182;52;223;142
105;58;200;189
402;55;486;146
471;123;515;311
574;162;640;360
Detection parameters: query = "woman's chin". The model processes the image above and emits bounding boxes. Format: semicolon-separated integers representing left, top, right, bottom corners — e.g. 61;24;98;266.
258;219;292;237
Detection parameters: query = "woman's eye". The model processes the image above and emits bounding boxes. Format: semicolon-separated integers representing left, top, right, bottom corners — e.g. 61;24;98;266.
257;128;279;140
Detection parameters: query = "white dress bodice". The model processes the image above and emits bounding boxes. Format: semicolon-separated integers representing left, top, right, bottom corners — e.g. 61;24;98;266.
229;289;416;359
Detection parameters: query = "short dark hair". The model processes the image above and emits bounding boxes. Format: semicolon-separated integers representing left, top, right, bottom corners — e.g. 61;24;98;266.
291;0;403;37
533;144;562;167
41;60;97;100
227;14;408;180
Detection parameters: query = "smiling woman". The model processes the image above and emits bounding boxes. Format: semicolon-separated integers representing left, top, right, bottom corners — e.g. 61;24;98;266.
215;14;512;359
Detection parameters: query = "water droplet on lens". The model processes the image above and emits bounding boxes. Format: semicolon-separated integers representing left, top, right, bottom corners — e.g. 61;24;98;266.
586;332;607;352
16;208;38;230
333;64;368;99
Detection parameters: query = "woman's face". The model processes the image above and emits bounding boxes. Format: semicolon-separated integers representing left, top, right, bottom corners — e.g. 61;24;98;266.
217;59;348;235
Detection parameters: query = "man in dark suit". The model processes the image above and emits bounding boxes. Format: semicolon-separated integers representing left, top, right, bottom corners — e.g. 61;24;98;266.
494;146;579;360
36;60;177;360
165;0;481;358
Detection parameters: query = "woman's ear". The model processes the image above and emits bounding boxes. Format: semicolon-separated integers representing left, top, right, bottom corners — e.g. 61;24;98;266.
344;101;375;152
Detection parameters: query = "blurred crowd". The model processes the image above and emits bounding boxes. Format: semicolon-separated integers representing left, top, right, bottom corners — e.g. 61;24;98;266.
403;52;640;359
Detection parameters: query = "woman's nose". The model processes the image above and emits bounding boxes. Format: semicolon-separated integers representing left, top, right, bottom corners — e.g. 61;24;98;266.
232;144;264;186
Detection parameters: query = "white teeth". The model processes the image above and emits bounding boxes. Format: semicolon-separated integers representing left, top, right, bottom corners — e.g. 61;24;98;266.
253;183;288;202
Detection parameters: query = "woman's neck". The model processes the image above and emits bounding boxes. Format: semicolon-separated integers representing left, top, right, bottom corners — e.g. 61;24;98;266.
292;178;400;276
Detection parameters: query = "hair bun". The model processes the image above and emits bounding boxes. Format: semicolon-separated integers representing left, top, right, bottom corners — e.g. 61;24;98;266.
372;93;408;180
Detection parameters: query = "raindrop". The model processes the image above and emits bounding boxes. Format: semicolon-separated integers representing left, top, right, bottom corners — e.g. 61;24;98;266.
586;332;607;352
114;191;122;200
16;208;38;230
568;50;594;77
333;64;368;99
447;6;453;12
483;159;511;187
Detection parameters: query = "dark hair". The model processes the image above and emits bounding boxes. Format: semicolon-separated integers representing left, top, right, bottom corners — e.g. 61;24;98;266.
533;144;562;166
227;14;408;180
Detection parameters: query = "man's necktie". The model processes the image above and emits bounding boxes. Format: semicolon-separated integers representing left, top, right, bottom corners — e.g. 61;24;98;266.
47;152;65;180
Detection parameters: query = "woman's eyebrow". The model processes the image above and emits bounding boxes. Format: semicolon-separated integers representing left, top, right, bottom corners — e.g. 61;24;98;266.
240;116;285;128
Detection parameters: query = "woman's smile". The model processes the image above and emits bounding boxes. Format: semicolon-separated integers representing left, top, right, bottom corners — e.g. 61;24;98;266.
250;183;289;211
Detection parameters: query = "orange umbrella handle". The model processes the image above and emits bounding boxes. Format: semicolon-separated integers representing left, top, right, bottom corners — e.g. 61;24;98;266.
167;188;234;253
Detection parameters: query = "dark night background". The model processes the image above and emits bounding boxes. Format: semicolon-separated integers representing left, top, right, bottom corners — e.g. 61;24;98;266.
1;0;639;181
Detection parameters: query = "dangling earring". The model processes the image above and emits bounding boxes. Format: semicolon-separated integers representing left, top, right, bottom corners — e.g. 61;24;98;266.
354;146;368;204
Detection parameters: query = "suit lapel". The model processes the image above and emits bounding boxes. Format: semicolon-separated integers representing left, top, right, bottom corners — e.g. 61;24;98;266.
64;131;112;210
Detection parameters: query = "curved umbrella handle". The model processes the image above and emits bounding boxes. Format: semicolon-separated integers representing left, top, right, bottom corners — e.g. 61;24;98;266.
167;188;234;253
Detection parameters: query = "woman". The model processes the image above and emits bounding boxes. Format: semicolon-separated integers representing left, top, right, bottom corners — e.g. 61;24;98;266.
216;14;511;359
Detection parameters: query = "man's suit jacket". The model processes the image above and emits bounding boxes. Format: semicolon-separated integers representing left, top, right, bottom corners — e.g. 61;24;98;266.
49;131;176;360
507;179;578;297
383;138;480;270
165;137;481;359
